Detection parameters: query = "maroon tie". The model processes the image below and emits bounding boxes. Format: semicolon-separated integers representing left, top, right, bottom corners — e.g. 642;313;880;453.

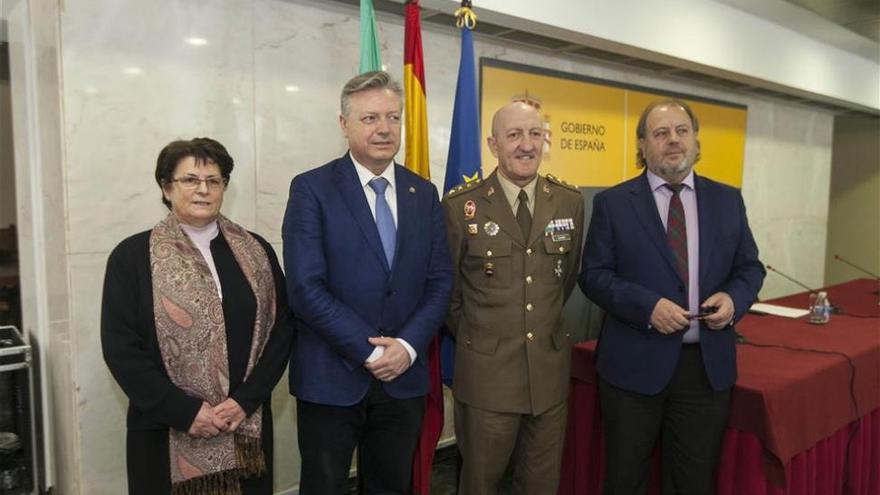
665;184;688;286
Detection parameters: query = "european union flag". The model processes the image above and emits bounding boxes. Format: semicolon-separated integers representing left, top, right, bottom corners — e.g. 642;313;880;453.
443;27;481;194
442;26;481;386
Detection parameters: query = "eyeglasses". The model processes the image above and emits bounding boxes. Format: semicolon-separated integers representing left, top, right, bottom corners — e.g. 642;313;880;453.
167;176;228;190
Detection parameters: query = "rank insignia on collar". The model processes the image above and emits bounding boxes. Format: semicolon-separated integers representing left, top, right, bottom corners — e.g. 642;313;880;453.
464;200;476;220
487;186;495;196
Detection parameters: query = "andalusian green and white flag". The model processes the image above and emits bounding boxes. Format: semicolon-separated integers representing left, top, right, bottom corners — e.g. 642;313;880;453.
359;0;382;73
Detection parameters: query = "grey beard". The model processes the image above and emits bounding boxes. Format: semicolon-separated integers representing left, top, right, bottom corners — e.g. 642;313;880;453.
656;156;693;180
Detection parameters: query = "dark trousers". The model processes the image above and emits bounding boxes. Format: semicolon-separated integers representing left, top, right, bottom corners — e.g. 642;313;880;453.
297;379;425;495
599;344;731;495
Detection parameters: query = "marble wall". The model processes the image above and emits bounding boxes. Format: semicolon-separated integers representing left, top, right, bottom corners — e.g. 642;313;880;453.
52;0;834;493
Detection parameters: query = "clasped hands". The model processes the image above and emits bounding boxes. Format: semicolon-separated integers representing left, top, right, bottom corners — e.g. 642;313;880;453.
187;398;246;439
364;337;412;382
650;292;734;334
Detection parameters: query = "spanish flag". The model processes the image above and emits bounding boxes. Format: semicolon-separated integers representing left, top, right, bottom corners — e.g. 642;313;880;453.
405;3;442;494
404;0;430;179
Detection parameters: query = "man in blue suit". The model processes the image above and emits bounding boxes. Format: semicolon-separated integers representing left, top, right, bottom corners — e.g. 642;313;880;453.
580;99;765;495
282;71;453;494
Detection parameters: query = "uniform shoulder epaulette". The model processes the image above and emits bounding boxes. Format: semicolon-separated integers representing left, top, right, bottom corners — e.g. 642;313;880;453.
545;174;579;192
445;178;483;198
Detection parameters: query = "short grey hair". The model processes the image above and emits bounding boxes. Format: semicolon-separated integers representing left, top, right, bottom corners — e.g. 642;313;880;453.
340;71;403;117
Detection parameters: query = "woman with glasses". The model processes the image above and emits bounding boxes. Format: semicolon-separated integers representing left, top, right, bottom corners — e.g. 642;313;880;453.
101;137;294;495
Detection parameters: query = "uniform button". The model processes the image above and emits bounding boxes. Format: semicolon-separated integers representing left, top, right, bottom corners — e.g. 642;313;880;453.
558;246;564;253
526;303;534;312
526;248;533;255
525;275;533;284
486;250;493;257
526;332;534;341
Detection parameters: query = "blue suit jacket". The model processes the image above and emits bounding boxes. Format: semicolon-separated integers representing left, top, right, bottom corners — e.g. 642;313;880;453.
579;172;765;395
282;154;453;406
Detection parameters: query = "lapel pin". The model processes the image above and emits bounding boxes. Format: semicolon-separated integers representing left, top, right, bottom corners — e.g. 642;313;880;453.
487;186;495;197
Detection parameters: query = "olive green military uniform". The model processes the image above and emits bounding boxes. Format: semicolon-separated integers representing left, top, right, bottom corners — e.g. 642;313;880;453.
443;169;584;495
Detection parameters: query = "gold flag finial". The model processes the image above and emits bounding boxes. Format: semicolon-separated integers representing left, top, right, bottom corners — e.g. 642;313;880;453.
454;1;477;29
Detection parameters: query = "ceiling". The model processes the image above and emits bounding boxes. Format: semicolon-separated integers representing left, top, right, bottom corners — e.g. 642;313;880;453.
1;0;875;115
786;0;879;43
329;0;878;117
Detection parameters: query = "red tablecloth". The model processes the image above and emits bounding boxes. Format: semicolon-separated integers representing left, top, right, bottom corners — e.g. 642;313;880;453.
560;279;880;494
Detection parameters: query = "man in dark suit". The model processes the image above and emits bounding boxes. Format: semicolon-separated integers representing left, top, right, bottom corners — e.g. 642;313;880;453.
579;99;765;494
282;71;453;495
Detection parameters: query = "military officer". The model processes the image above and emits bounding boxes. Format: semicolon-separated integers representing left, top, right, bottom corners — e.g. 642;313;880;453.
443;101;585;495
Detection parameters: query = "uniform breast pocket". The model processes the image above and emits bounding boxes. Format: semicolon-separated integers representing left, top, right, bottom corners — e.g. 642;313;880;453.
541;236;572;284
464;239;513;288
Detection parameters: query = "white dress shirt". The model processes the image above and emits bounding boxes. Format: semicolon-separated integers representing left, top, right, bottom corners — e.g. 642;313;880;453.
350;153;416;366
352;153;398;226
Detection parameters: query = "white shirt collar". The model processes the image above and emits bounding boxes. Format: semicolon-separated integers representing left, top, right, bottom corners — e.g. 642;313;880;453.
180;220;220;249
351;152;396;192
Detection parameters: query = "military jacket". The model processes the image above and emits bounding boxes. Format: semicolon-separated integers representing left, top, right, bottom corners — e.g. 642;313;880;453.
443;170;584;414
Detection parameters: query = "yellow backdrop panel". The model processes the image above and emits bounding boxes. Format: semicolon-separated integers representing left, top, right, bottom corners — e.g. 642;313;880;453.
481;61;747;188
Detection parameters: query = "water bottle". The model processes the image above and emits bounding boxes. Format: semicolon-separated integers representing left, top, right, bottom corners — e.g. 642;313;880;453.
808;291;831;324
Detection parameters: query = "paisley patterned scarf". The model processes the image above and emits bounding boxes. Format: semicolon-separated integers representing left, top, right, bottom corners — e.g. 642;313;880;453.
150;213;276;495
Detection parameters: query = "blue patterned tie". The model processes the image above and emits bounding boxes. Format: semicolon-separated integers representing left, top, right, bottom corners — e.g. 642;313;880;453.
368;177;396;267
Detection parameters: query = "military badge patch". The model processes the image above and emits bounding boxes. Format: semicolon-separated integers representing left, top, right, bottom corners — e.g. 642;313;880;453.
545;218;575;242
464;200;476;220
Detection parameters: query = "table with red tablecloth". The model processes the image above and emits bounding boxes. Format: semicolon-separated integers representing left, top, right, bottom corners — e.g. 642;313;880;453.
559;278;880;495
